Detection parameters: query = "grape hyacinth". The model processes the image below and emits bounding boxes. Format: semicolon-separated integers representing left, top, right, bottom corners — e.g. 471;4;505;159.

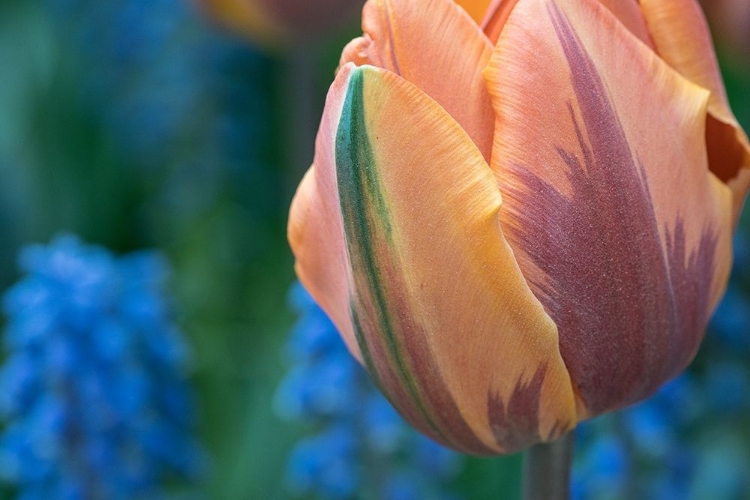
573;225;750;500
0;235;203;499
275;283;463;500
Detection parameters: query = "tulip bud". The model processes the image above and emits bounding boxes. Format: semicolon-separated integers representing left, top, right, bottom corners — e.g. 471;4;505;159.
289;0;750;455
198;0;363;46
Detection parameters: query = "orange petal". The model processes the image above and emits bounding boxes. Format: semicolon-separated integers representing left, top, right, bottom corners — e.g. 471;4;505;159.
339;36;372;69
480;0;521;43
453;0;494;24
596;0;654;48
288;70;363;362
640;0;750;222
340;0;496;160
482;0;655;46
484;0;733;418
292;62;578;454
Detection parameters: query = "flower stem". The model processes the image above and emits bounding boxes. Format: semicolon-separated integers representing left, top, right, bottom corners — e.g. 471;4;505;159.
522;431;574;500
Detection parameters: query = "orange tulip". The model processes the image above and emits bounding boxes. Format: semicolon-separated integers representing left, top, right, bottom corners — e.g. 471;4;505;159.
198;0;363;45
288;0;750;455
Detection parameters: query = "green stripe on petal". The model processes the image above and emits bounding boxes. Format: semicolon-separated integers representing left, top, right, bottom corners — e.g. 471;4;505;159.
330;64;565;455
335;68;444;440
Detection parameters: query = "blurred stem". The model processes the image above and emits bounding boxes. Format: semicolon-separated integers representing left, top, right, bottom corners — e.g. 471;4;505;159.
522;431;574;500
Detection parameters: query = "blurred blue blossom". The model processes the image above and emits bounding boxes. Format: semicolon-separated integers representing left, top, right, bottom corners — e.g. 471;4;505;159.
0;235;203;499
275;283;463;499
573;226;750;500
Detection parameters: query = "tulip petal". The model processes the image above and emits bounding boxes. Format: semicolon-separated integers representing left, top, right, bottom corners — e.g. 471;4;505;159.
288;72;364;362
484;0;733;417
482;0;655;46
480;0;521;43
340;0;495;160
452;0;494;24
595;0;654;48
339;64;581;454
293;62;579;454
640;0;750;222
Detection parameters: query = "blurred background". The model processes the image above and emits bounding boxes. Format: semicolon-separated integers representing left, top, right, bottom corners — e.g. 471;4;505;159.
0;0;747;498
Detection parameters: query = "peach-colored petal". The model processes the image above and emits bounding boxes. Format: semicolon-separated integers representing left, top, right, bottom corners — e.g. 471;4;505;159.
293;62;578;454
484;0;733;418
640;0;750;223
482;0;655;46
596;0;654;48
340;0;496;160
338;36;372;70
480;0;521;43
288;69;362;362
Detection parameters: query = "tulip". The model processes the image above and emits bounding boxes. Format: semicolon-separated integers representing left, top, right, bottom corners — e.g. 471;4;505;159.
198;0;363;45
288;0;750;455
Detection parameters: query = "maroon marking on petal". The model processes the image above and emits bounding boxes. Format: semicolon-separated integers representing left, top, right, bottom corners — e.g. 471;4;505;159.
352;271;498;455
664;220;719;367
337;74;495;455
497;2;719;415
488;366;546;452
350;302;438;441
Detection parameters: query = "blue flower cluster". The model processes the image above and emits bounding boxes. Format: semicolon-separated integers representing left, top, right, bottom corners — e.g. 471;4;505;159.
275;283;463;500
573;225;750;500
0;235;203;499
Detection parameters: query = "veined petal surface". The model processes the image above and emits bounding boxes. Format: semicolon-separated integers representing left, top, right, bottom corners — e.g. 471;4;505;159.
296;62;579;454
481;0;654;46
596;0;654;48
485;0;733;418
640;0;750;222
339;0;495;160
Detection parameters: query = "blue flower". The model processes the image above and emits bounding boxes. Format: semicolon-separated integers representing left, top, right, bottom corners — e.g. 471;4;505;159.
276;283;463;499
572;430;629;500
286;425;360;500
0;235;203;499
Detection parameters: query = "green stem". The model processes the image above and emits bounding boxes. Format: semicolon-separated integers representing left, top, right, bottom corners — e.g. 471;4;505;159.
522;431;574;500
